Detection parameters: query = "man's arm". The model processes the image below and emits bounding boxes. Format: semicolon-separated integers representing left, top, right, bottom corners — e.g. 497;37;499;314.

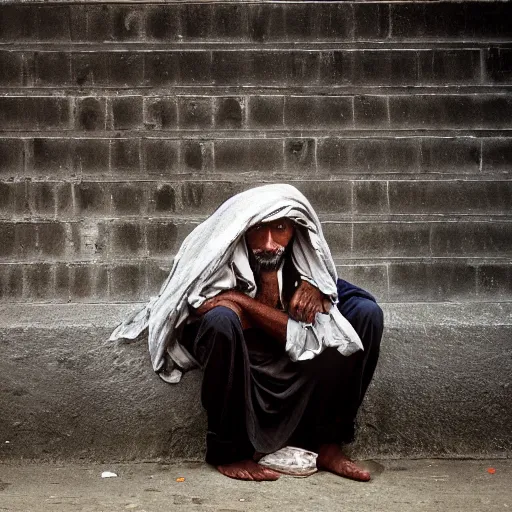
195;291;288;344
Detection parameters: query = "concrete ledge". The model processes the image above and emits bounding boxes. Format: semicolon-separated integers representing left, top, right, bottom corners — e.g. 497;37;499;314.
0;302;510;461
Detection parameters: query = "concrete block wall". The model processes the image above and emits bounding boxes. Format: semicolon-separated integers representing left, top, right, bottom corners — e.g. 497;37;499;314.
0;1;511;461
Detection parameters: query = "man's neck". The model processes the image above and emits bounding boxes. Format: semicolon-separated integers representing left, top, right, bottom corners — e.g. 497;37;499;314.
255;269;280;308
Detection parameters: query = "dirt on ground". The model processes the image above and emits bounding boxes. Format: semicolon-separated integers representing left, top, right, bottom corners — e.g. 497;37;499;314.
0;458;510;512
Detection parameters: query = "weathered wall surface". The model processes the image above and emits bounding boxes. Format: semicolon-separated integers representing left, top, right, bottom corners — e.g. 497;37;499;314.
0;1;511;460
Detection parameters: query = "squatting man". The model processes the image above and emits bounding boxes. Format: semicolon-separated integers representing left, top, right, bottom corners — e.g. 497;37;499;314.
111;184;383;482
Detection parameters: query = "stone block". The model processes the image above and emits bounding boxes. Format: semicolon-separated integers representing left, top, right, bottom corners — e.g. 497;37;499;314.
0;51;23;86
388;180;512;215
352;51;418;85
316;139;350;174
352;138;420;174
317;222;352;257
0;223;15;258
38;222;66;258
0;97;69;131
389;95;512;130
0;139;24;176
181;4;212;40
182;140;209;172
482;138;512;172
70;5;111;42
419;50;481;85
354;96;388;128
74;182;110;215
109;264;147;301
212;51;249;86
30;138;70;176
296;181;352;214
213;4;248;40
319;52;353;86
353;222;431;258
180;182;207;211
248;4;285;42
151;184;176;213
315;3;353;40
73;139;109;175
215;97;244;129
111;139;141;174
144;98;177;130
285;96;352;129
72;52;109;87
76;97;105;131
0;6;36;41
354;181;388;214
336;263;388;301
0;265;23;300
354;3;389;40
284;139;316;173
179;51;212;85
56;183;73;216
110;6;143;41
486;48;512;84
37;6;71;41
477;264;512;301
146;222;179;255
144;139;179;175
284;4;316;40
145;6;180;41
391;3;512;40
0;183;13;214
214;139;283;173
431;222;512;258
70;264;92;299
148;261;171;294
420;138;480;173
29;182;55;215
54;262;70;301
178;97;213;130
388;262;476;302
35;98;70;130
110;223;145;257
112;97;143;131
144;53;179;86
250;51;289;85
289;51;320;86
35;52;71;86
12;182;30;216
25;263;53;300
248;96;284;129
109;53;144;88
111;184;144;215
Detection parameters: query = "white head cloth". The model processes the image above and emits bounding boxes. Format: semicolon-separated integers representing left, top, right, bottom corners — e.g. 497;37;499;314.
110;184;362;383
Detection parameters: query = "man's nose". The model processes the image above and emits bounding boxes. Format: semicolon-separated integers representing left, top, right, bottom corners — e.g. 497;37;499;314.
262;229;279;251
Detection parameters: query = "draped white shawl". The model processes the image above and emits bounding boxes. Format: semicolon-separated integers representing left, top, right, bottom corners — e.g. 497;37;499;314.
109;184;362;383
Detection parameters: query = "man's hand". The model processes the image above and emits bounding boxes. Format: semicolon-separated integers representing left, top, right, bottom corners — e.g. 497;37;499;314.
288;280;330;324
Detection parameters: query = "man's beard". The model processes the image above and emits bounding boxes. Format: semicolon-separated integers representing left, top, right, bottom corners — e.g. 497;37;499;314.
252;246;286;272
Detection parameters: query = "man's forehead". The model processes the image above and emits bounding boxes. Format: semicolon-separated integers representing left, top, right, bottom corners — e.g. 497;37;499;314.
249;217;294;229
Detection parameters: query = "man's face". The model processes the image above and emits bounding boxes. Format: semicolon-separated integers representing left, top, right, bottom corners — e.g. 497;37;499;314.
246;218;295;271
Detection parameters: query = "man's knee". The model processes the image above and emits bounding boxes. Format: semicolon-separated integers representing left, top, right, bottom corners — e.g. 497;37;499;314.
346;299;384;349
201;306;242;337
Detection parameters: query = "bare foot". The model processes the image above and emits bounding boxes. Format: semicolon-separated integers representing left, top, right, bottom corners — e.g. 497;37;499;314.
217;459;281;481
317;444;371;482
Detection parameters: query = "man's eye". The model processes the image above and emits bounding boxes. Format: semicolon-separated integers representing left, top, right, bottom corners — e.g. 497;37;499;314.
276;223;285;230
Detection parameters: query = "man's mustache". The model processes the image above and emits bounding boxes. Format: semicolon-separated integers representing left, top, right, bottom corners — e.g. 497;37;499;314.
252;246;286;271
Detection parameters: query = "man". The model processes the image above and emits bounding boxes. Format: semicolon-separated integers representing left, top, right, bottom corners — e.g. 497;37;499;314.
110;184;383;482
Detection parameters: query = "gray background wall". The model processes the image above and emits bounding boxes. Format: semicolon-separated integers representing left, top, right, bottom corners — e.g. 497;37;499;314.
0;1;511;461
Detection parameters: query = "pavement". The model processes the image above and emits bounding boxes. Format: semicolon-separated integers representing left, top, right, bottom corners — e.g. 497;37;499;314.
0;459;510;512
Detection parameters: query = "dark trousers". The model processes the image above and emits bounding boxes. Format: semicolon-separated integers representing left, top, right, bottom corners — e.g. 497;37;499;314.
182;279;384;465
